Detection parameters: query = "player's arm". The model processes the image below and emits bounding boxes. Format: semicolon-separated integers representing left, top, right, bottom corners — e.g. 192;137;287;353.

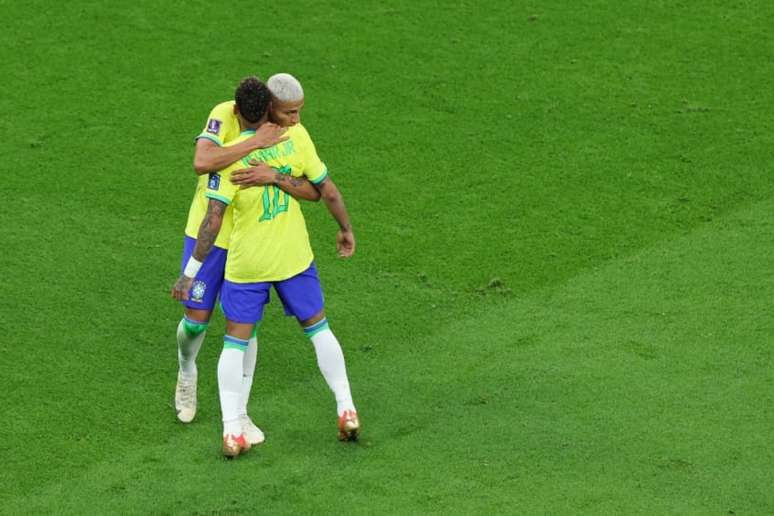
230;162;321;201
193;123;288;175
171;198;227;300
316;177;355;258
275;172;321;201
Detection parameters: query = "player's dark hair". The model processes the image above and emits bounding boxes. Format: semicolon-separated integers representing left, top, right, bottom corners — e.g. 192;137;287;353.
235;76;271;123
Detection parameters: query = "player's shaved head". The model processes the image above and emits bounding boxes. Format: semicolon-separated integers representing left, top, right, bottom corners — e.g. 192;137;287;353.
267;73;304;102
234;76;271;123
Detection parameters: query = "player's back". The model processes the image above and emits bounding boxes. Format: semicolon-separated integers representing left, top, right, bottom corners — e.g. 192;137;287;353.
209;124;329;282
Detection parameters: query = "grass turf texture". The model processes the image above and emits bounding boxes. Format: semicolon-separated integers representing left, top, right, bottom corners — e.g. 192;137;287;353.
1;0;773;513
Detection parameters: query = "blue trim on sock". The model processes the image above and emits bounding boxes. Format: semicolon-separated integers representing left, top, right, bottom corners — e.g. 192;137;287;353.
184;316;208;325
224;335;248;348
303;318;330;337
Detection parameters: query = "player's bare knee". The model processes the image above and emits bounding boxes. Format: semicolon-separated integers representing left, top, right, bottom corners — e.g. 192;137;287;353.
299;310;326;328
182;309;212;336
226;320;255;341
185;308;212;323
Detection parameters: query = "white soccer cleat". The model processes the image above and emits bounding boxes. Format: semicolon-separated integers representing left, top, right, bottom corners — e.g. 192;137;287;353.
175;371;197;423
240;415;265;445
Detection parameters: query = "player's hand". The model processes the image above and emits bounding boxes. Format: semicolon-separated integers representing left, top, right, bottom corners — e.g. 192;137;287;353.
231;161;277;188
336;229;356;258
250;123;288;149
171;274;194;301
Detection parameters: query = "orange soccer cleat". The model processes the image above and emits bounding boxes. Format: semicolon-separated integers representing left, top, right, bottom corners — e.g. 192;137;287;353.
222;433;251;458
337;410;361;441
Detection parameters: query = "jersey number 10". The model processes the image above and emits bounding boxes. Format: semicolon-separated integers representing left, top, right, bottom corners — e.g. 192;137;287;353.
259;165;292;222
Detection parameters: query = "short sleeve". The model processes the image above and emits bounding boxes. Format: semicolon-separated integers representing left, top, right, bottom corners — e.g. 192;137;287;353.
296;126;328;184
195;102;238;147
204;166;239;206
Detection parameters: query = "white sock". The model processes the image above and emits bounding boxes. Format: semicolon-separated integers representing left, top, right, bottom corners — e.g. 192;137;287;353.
218;335;247;436
304;320;355;416
177;318;207;376
239;336;258;417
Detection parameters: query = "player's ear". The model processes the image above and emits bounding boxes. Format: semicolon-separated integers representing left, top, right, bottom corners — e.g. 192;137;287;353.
233;104;239;115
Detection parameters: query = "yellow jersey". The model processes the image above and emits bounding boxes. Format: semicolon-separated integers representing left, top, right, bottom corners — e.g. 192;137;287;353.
205;124;329;283
184;101;241;249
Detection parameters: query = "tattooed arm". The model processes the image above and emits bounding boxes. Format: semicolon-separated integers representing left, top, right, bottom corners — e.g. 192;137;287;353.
191;199;226;261
193;124;288;175
274;172;321;201
230;161;321;201
171;199;227;301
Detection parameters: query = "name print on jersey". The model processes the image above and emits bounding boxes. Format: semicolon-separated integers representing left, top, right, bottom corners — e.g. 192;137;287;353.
240;139;296;166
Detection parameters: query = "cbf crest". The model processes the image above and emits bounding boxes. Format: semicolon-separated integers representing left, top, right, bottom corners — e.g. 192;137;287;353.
191;280;207;302
208;173;220;190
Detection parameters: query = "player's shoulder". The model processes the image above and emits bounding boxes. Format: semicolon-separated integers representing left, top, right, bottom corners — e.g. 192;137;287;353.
290;122;311;136
211;100;235;112
223;128;256;148
208;100;236;119
289;123;314;144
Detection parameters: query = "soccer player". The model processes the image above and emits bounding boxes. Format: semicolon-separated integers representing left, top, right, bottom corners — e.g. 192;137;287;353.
172;73;360;457
173;77;320;446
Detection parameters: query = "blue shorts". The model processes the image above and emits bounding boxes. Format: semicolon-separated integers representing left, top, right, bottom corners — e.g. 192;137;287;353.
179;236;227;311
221;262;325;324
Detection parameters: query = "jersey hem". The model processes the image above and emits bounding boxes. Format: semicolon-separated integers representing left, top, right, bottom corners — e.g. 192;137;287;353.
224;258;314;284
195;134;223;146
183;234;230;251
205;192;232;205
309;167;329;185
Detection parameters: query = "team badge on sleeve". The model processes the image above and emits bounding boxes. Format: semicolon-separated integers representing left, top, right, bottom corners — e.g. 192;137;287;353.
206;119;222;134
208;173;220;190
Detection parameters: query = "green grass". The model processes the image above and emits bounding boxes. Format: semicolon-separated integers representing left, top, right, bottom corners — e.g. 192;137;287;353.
1;0;773;513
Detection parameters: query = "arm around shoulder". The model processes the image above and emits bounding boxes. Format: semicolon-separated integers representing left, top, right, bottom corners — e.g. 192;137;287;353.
276;173;321;202
193;138;221;175
192;138;260;175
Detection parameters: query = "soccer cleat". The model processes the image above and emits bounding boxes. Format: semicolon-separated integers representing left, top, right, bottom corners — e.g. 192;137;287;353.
222;433;251;458
240;415;265;445
175;370;197;423
337;410;360;441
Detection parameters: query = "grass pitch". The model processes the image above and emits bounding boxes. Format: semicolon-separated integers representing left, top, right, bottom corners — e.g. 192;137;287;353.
1;1;773;514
